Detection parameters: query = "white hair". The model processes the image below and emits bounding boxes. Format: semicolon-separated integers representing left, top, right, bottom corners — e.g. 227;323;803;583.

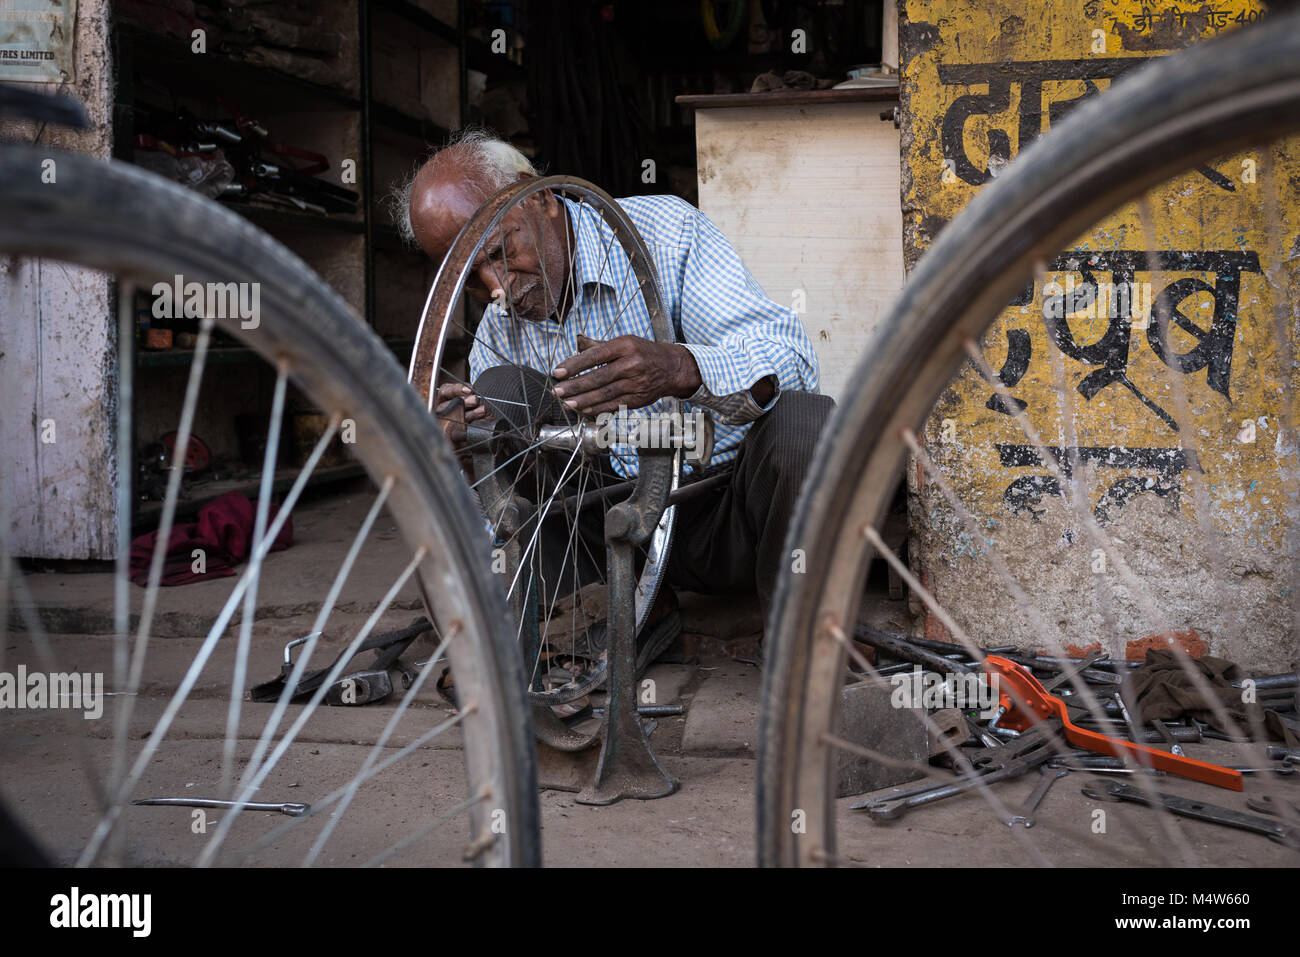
391;129;537;246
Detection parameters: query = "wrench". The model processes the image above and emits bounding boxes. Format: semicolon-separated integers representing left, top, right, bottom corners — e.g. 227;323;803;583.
1040;650;1106;692
1005;766;1068;827
132;797;310;817
1081;781;1299;847
1047;755;1166;776
1152;718;1186;757
853;723;1059;821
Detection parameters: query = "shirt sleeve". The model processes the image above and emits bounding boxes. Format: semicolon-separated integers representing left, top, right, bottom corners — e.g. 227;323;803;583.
673;205;820;425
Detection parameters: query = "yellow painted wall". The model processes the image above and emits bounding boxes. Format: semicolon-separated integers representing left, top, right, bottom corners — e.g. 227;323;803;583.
899;0;1299;668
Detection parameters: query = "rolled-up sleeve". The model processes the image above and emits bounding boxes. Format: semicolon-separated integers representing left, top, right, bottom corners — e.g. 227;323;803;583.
675;206;819;425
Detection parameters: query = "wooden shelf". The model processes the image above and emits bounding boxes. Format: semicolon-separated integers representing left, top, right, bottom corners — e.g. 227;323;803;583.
372;0;523;81
676;85;900;110
134;463;367;529
111;3;474;534
371;101;448;143
137;346;262;368
224;201;366;233
372;0;459;45
115;24;362;112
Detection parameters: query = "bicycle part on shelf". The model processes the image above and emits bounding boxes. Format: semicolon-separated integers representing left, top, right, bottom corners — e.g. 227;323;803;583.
1082;782;1298;847
1005;766;1069;828
984;655;1243;791
159;429;211;471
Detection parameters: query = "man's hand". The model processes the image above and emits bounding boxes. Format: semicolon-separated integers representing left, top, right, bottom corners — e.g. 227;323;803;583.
434;382;493;474
552;334;703;414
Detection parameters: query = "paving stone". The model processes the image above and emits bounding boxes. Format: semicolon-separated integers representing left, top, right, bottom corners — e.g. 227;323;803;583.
681;664;760;754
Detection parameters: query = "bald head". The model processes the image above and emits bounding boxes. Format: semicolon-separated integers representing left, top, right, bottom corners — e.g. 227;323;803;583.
399;131;572;322
398;130;537;259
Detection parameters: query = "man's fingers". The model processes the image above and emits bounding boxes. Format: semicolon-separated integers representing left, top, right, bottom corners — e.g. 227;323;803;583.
554;339;617;378
565;380;635;413
436;382;472;401
554;361;628;402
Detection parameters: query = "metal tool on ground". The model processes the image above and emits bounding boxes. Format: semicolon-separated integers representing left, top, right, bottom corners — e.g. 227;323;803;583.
250;617;432;703
852;721;1059;822
1047;755;1166;775
324;669;392;706
132;797;310;817
1152;718;1186;757
1247;795;1300;817
1082;781;1298;847
853;625;977;674
1005;766;1069;827
1040;649;1106;693
983;655;1244;791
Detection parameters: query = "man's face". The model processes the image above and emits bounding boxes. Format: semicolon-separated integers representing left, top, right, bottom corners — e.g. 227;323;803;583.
411;171;572;322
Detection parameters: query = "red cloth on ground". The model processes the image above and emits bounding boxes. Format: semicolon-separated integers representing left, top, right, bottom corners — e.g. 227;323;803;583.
129;490;293;586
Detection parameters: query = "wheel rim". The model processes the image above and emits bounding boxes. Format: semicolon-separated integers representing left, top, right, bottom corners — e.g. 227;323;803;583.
407;175;681;711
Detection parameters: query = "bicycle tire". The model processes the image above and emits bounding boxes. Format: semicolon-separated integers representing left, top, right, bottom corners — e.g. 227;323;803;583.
758;15;1300;867
0;145;541;867
408;176;681;713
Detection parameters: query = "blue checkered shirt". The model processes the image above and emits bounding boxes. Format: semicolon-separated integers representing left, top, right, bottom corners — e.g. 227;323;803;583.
469;194;820;477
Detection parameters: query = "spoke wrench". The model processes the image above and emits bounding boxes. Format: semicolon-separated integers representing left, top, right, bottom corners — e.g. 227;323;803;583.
983;655;1243;791
1005;766;1069;827
1081;781;1299;847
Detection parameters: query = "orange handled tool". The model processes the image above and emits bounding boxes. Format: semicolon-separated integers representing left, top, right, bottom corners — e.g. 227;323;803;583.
983;655;1243;792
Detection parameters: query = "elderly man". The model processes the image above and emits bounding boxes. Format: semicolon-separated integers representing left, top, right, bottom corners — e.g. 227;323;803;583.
401;130;831;651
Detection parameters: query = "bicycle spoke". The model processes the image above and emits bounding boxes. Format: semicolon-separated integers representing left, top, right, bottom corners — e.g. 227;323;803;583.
76;415;342;866
112;315;214;799
223;359;289;796
198;543;431;866
234;478;397;806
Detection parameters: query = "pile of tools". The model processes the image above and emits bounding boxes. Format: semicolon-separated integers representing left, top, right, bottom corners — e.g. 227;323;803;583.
851;626;1300;846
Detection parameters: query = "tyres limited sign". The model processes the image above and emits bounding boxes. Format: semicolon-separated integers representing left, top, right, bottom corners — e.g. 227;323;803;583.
0;0;76;83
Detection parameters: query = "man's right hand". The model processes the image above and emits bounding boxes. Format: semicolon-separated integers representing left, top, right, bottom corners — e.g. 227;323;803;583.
434;382;493;475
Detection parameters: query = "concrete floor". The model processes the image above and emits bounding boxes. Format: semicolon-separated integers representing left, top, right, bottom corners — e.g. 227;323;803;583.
5;488;1298;867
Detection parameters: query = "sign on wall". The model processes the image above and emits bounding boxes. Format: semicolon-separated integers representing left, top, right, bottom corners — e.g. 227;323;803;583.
0;0;77;83
899;0;1297;665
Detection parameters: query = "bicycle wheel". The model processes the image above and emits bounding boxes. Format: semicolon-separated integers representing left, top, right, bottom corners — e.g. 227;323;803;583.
0;144;540;866
408;176;682;725
759;16;1300;866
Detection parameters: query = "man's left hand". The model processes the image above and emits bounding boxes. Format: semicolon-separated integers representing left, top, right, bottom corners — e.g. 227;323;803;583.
552;334;702;414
